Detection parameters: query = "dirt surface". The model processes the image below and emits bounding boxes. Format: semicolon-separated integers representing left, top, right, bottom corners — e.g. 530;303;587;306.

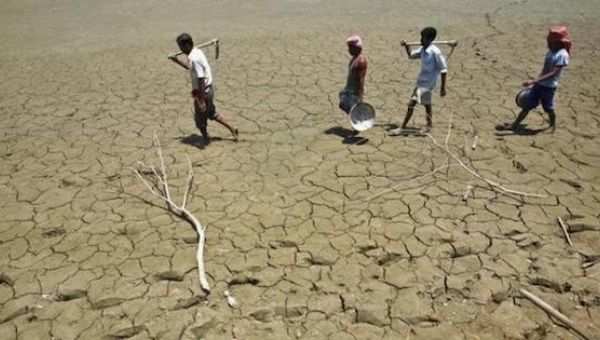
1;0;600;339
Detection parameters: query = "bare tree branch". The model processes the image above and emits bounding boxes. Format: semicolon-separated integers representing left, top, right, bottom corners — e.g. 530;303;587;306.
426;118;546;198
133;136;210;292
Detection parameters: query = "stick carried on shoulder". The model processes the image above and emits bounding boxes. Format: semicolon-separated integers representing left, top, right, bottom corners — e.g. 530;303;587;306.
168;38;220;60
403;39;458;47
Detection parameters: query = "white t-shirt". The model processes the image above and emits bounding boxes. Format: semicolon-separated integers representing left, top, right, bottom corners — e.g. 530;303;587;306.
410;44;448;90
188;47;213;90
538;48;569;88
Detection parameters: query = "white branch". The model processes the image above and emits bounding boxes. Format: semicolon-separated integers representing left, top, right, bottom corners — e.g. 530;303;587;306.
520;288;591;340
557;217;573;246
134;139;210;292
181;156;194;210
155;135;173;205
425;119;546;198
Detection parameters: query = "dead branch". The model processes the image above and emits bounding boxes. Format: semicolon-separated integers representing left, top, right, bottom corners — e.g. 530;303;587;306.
133;136;210;292
425;118;546;198
520;288;591;340
557;217;573;246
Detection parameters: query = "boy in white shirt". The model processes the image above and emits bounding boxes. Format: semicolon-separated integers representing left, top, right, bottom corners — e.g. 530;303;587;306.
390;27;448;135
169;33;238;145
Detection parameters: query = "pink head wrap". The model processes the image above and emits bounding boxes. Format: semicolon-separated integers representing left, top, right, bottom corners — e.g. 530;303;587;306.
346;35;363;48
547;26;572;54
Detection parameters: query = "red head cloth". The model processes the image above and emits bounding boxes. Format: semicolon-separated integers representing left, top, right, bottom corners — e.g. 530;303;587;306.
346;35;363;48
547;26;572;54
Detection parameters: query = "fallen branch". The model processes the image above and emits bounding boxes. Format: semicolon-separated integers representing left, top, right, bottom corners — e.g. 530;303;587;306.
557;217;573;246
425;118;546;198
519;288;591;340
133;136;210;292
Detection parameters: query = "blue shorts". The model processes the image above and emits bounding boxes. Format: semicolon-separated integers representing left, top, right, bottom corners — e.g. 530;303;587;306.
526;84;557;112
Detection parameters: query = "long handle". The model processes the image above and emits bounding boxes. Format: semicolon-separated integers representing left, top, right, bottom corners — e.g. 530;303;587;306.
404;40;458;47
171;38;220;57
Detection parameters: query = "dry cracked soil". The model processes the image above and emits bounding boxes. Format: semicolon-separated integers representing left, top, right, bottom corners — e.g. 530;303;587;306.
1;0;599;339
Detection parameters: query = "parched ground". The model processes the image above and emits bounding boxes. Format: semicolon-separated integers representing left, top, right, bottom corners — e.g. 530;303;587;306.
1;0;599;339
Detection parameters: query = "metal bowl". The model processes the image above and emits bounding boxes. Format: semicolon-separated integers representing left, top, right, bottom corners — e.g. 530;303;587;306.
515;87;532;109
349;102;376;132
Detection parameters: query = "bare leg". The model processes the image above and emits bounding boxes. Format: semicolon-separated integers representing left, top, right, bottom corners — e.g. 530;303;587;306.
545;110;556;133
214;115;239;140
198;125;210;144
193;102;211;144
510;109;530;128
401;101;417;128
424;104;433;131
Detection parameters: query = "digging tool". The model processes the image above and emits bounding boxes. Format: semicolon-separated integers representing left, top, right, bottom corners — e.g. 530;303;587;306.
403;40;458;47
169;38;220;60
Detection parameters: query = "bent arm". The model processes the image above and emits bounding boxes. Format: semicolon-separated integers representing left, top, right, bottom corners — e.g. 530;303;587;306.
533;66;562;84
169;55;190;70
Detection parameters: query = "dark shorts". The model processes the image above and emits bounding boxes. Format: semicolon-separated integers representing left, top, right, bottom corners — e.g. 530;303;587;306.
526;84;557;112
193;86;218;128
339;89;359;114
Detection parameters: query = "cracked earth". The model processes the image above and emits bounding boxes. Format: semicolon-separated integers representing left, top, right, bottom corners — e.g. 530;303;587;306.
1;0;599;339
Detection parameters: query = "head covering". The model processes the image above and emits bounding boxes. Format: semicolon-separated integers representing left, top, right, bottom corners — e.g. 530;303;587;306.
547;26;572;54
346;35;363;48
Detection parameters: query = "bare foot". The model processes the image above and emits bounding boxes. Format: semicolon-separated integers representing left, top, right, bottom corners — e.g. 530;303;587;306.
231;128;239;141
420;125;432;133
388;127;404;136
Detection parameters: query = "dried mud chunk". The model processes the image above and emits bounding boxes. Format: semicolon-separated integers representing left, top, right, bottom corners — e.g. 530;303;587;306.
249;308;273;322
154;271;184;282
58;288;87;301
488;301;538;338
171;295;206;310
355;304;390;326
390;288;436;325
190;318;215;338
103;326;147;339
0;273;14;286
228;275;260;286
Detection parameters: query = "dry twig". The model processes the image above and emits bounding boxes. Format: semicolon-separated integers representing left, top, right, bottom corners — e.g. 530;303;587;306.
425;117;546;198
133;136;210;292
557;217;573;246
520;288;591;340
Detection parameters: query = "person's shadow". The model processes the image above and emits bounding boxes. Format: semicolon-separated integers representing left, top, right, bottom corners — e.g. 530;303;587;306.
388;126;427;137
178;134;224;149
494;123;546;137
324;126;369;145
